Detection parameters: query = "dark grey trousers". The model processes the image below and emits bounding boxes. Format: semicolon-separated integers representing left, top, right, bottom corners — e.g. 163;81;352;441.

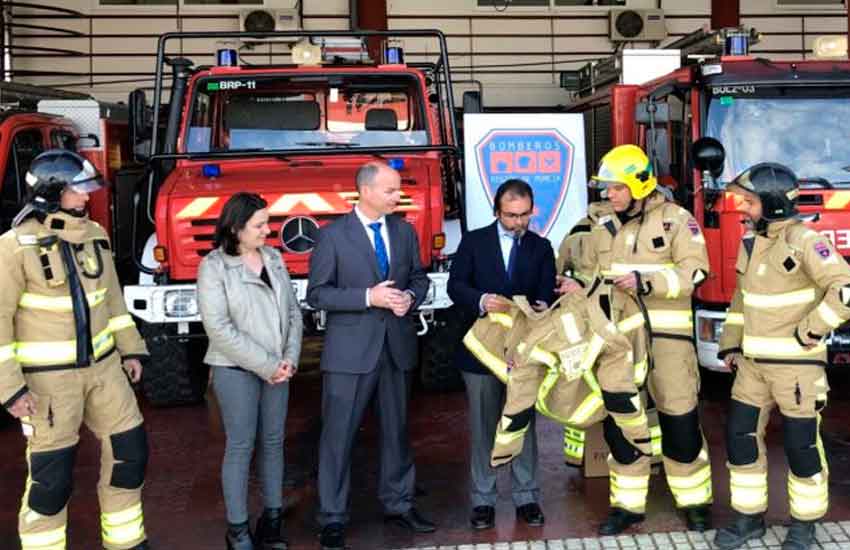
212;366;290;524
462;371;539;508
317;346;415;526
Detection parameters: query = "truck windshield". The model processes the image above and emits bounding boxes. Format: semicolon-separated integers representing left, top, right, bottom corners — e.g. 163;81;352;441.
185;74;429;153
706;96;850;186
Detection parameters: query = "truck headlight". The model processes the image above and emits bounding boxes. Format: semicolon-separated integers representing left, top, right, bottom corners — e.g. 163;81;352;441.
164;289;198;318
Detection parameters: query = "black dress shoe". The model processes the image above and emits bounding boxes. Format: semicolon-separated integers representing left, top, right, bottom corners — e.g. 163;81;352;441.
255;507;288;550
384;508;437;533
516;503;545;527
319;523;345;550
598;508;645;536
684;505;712;532
470;506;495;530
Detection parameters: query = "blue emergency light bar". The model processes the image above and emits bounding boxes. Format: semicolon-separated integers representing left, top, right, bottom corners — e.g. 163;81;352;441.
202;164;222;178
388;158;405;171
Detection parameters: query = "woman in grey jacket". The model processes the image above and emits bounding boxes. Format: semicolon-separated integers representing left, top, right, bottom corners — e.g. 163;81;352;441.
197;192;303;550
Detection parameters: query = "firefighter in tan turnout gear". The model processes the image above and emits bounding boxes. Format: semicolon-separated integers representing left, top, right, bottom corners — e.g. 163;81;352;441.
584;145;713;535
714;164;850;550
0;150;151;550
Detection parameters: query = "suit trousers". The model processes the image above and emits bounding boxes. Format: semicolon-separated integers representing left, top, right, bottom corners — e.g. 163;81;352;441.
317;340;415;526
462;371;539;508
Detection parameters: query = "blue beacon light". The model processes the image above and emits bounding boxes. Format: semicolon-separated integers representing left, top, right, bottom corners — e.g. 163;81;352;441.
202;164;221;178
388;158;405;171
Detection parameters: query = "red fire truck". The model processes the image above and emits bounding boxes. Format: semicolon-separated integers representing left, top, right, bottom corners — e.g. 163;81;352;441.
567;27;850;372
125;30;468;405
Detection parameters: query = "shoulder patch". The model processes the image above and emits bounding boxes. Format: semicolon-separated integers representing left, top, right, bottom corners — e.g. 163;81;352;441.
814;240;832;259
686;218;701;236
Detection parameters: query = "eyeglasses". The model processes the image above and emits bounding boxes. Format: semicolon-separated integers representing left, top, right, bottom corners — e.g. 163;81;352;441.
499;210;533;220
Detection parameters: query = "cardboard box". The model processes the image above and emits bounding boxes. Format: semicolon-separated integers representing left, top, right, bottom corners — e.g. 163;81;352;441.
582;409;663;478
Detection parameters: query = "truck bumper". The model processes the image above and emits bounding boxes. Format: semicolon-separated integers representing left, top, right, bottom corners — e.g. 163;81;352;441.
124;272;453;325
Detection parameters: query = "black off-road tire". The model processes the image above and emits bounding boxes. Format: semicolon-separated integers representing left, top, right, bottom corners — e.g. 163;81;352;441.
139;322;209;407
419;307;465;392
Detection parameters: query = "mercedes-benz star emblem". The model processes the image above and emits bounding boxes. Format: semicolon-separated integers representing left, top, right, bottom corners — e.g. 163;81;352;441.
280;216;319;254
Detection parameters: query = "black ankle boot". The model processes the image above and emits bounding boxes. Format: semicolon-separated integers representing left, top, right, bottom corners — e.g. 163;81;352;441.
598;508;645;535
255;508;288;550
714;512;766;550
226;521;255;550
783;519;816;550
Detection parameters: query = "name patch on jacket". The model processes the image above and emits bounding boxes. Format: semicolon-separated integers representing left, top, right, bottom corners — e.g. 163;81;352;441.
815;241;832;259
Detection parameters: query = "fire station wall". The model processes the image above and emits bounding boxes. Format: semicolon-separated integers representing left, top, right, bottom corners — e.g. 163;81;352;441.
6;0;849;107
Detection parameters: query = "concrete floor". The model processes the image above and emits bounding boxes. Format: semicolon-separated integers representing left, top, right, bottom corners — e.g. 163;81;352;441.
3;347;850;550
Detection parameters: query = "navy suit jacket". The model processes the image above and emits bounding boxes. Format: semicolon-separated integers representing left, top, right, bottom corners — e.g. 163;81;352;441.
447;221;557;375
306;210;430;373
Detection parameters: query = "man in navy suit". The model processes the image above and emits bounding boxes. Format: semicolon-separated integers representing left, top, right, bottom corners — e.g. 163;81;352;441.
307;161;434;550
448;179;557;531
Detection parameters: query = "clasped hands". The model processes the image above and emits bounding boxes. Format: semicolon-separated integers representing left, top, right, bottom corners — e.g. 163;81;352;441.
270;360;296;385
370;280;413;317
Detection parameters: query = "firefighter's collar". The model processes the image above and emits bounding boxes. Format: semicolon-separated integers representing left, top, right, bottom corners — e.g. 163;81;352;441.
765;218;798;239
43;211;90;244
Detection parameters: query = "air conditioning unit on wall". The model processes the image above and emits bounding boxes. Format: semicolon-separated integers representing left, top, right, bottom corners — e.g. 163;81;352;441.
239;8;301;40
609;8;667;42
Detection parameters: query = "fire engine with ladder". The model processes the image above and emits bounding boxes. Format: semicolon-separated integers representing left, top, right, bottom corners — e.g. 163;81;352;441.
565;27;850;371
124;30;473;405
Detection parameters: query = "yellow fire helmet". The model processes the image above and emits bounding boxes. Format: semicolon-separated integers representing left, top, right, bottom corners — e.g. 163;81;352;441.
591;144;657;200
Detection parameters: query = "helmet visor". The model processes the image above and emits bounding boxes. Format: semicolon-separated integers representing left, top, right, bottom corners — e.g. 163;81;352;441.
68;159;102;193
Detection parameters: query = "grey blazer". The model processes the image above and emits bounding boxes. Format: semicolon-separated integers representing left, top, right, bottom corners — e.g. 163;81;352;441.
198;245;303;382
306;211;429;373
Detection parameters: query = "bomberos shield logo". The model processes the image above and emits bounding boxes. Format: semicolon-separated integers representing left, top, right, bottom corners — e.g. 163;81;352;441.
475;129;575;236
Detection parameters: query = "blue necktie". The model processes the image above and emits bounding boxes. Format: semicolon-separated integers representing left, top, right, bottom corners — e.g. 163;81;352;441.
506;234;520;282
368;222;390;280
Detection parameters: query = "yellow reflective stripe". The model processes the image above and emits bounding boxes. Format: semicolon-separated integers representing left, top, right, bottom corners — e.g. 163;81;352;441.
560;312;582;344
108;314;136;333
668;466;713;507
617;314;644;333
650;425;662;456
742;335;826;358
568;393;604;425
726;312;744;326
606;262;675;276
788;474;828;517
16;327;115;366
730;471;768;510
0;343;14;362
525;343;559;368
617;412;648;429
462;332;507;383
20;526;66;550
583;369;601;395
817;302;844;330
633;358;648;386
535;370;562;421
19;288;108;312
102;503;145;545
495;417;528;444
176;197;218;219
648;309;693;330
660;269;681;299
488;312;513;328
742;288;815;309
610;472;649;511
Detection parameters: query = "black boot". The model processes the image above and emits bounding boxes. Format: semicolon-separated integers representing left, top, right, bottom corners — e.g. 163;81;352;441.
125;541;150;550
255;508;288;550
714;512;766;550
598;508;645;535
683;505;712;532
226;521;255;550
782;519;816;550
